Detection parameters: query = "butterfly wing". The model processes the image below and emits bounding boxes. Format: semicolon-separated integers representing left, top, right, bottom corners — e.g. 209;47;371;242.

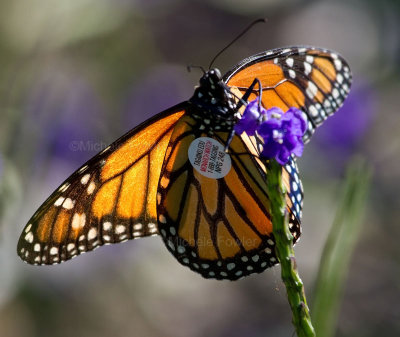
223;46;352;142
156;46;351;280
156;113;301;280
18;104;186;265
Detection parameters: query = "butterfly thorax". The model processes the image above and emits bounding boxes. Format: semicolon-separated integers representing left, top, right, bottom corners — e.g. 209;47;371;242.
189;68;237;132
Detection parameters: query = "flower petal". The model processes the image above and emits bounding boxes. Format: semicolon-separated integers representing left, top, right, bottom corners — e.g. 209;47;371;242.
266;106;284;118
234;99;264;136
292;137;304;157
276;147;291;165
283;134;298;151
235;103;306;165
258;118;281;137
235;118;258;135
287;107;307;134
261;141;280;159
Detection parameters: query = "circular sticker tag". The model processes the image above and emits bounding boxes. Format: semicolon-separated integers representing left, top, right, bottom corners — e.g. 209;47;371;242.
188;137;231;179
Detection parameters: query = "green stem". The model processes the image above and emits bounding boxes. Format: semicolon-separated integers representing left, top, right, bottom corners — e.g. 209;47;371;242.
266;159;315;337
312;158;372;337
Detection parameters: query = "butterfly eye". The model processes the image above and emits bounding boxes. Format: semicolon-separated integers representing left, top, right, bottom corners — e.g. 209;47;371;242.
210;68;222;80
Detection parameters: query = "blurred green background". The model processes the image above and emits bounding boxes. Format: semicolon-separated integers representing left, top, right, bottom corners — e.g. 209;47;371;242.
0;0;399;336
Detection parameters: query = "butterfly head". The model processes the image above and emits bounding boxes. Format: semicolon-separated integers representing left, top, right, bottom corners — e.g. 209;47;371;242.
200;68;222;84
190;68;236;121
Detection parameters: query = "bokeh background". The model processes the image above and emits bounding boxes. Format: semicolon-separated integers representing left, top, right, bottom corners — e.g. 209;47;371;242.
0;0;399;336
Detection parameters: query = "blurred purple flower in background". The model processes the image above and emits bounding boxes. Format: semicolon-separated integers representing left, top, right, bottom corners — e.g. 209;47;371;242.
24;69;104;175
124;65;193;127
313;79;376;163
50;81;102;161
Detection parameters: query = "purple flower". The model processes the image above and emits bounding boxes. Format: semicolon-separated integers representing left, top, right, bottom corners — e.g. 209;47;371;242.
234;99;264;136
235;100;306;165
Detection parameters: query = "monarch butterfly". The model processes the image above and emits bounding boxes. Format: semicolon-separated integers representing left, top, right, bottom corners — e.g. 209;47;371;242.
17;43;351;280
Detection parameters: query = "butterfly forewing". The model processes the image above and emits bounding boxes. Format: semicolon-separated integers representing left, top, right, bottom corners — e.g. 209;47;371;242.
224;46;352;142
18;105;186;265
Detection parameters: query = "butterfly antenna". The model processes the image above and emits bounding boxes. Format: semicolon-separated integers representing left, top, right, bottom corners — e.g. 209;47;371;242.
187;64;206;74
208;18;266;70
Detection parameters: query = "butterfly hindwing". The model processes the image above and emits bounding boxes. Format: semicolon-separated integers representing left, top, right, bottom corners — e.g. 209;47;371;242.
156;112;301;280
18;104;186;265
224;46;352;141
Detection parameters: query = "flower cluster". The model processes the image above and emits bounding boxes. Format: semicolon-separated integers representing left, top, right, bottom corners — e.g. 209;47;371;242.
234;99;307;165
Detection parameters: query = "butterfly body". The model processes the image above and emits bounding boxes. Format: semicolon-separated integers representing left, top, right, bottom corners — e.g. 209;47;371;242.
188;68;237;134
18;46;351;280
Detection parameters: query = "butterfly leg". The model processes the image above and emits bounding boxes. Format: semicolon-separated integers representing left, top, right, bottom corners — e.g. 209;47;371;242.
224;77;263;151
